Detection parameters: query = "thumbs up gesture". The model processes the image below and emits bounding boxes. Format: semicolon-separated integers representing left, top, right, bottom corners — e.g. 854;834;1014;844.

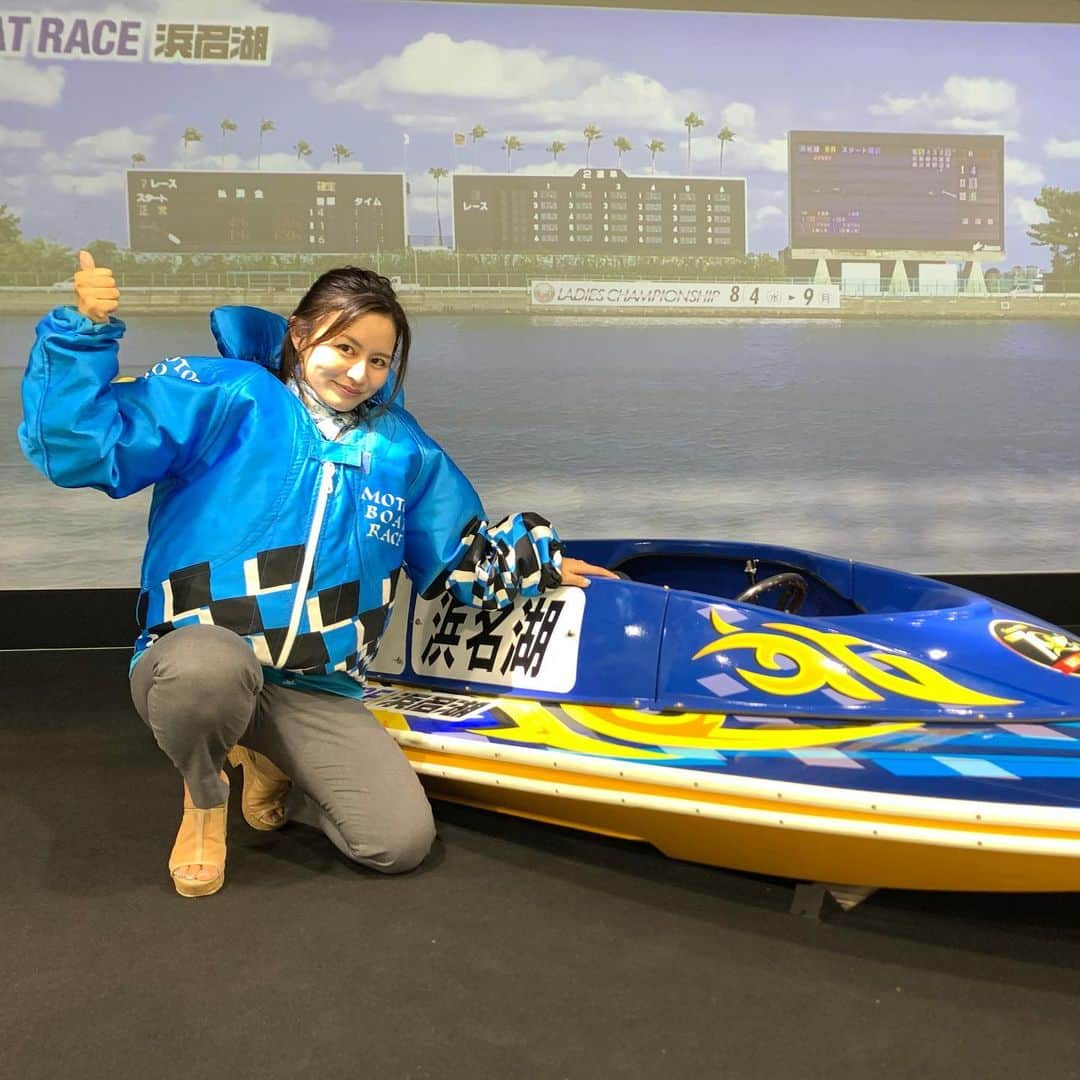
74;250;120;323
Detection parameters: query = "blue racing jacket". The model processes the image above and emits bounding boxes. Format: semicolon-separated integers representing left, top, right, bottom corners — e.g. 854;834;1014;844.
19;305;563;682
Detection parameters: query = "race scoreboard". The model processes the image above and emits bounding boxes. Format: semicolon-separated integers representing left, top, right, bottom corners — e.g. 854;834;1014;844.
126;170;407;253
452;170;747;255
788;131;1005;255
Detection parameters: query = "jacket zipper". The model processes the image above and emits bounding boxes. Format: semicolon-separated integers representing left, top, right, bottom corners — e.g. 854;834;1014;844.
275;459;336;668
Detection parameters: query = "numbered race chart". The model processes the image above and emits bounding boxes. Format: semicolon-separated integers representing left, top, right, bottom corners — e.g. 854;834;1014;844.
454;170;748;257
126;170;406;252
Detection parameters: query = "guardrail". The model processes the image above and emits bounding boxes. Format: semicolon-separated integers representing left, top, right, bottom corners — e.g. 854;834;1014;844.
837;284;1051;298
2;271;1073;293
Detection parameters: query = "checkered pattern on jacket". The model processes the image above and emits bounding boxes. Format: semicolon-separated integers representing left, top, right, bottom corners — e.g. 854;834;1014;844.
138;547;401;677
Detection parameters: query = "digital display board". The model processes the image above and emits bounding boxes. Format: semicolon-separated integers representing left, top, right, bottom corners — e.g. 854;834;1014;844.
452;170;747;255
788;131;1004;254
126;170;407;253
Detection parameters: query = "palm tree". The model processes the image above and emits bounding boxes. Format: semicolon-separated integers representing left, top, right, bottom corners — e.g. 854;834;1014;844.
257;118;275;169
131;152;147;167
181;127;202;159
647;138;665;176
546;140;567;164
501;135;522;170
293;140;312;162
583;124;602;167
470;124;487;165
716;126;736;174
613;136;632;168
219;117;237;168
331;143;352;166
683;111;704;173
428;166;448;245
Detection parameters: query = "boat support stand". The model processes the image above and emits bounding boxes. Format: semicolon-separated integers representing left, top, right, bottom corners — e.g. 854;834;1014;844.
790;882;877;920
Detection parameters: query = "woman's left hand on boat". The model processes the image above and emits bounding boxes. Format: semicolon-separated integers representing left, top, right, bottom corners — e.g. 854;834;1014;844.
560;557;620;588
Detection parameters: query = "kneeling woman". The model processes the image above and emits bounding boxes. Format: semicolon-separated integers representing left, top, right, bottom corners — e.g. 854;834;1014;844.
20;256;612;897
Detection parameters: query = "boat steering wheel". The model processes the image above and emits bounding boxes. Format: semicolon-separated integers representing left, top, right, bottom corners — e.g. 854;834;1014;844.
733;572;809;614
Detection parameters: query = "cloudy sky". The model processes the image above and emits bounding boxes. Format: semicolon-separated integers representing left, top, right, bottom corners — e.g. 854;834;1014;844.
2;0;1078;264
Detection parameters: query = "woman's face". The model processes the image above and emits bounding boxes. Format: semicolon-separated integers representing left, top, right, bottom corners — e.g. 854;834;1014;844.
293;310;397;411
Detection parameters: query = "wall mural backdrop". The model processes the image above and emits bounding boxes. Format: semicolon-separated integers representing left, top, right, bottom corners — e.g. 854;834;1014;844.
3;1;1079;585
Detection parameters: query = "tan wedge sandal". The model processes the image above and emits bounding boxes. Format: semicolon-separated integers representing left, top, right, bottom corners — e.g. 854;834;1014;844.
227;746;291;831
169;776;228;899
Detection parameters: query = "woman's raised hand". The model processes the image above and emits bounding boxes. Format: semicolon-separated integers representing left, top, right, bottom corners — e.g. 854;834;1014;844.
74;249;120;323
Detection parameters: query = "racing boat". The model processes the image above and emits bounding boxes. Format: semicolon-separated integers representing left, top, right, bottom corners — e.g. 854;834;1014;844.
366;538;1080;895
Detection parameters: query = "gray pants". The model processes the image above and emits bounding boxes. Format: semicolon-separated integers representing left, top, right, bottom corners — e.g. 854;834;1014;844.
130;624;435;873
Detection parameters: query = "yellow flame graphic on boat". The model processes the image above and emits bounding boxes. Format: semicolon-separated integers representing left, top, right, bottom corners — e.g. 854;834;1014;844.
693;611;1019;706
460;702;913;758
373;698;918;759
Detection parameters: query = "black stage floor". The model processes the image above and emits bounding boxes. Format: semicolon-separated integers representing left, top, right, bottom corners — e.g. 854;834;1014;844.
6;648;1080;1079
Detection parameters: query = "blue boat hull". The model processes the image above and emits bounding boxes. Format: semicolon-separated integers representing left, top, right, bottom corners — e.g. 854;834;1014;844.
366;538;1080;890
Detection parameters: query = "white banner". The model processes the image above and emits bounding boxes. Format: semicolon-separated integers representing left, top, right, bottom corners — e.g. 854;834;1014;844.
408;587;584;694
530;279;839;310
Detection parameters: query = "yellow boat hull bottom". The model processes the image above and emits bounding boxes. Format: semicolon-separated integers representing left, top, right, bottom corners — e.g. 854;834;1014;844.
402;746;1080;893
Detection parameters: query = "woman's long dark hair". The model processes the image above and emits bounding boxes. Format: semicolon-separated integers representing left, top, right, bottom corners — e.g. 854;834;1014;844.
279;266;410;413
